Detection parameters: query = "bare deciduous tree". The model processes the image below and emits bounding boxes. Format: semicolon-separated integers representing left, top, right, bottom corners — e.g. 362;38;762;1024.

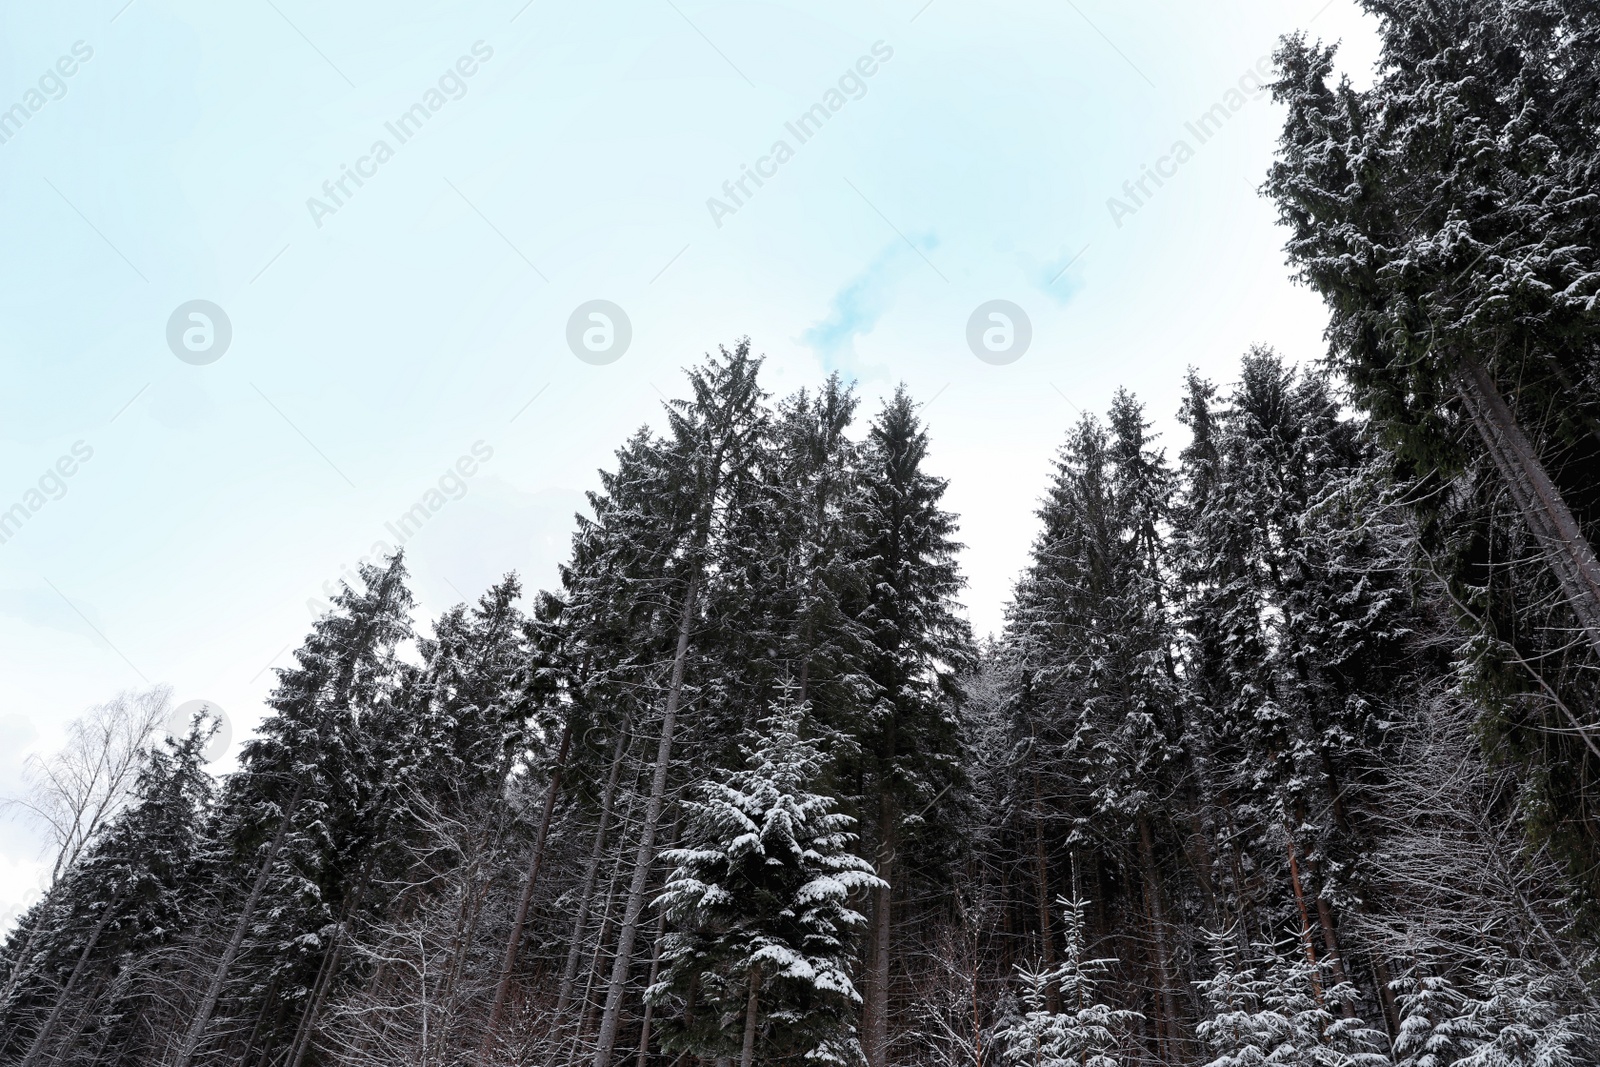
1;685;171;1010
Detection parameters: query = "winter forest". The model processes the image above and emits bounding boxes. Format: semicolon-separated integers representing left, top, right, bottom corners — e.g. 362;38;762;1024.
7;3;1600;1065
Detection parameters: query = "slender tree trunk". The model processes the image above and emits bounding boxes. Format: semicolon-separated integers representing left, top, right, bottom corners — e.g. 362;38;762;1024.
739;965;761;1067
634;906;669;1067
0;912;47;1016
1314;895;1355;1018
1370;956;1400;1045
969;946;983;1067
1223;807;1252;955
634;816;678;1067
480;715;576;1055
287;949;344;1064
1284;830;1323;1002
593;574;700;1067
580;814;635;1044
1312;895;1348;980
560;712;634;1015
18;893;122;1067
1139;906;1167;1059
285;846;383;1067
252;992;295;1066
1458;358;1600;658
171;780;304;1067
240;973;281;1067
42;971;111;1067
1306;840;1355;1016
1138;816;1179;1062
865;789;894;1067
1030;772;1059;1014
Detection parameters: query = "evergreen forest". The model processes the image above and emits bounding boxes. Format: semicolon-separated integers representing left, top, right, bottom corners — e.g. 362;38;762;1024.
6;2;1600;1064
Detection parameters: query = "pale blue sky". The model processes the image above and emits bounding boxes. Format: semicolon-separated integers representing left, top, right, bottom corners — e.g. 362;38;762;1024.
0;0;1381;920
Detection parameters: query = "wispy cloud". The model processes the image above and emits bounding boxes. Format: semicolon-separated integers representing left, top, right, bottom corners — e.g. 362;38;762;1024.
1027;242;1090;306
801;234;937;371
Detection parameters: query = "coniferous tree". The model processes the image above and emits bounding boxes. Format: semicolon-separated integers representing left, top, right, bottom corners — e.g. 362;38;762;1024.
1266;1;1600;922
852;386;974;1067
591;341;772;1067
1453;966;1596;1067
171;553;413;1067
1006;392;1190;1051
311;574;541;1067
1266;1;1600;648
996;897;1142;1067
1175;352;1420;1027
0;712;214;1066
649;689;882;1067
1197;936;1389;1067
772;375;871;721
1391;972;1484;1067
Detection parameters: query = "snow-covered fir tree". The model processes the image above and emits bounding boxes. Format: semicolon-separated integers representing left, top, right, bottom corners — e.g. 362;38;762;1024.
648;687;884;1066
996;896;1141;1067
1391;971;1484;1067
850;385;974;1067
1197;934;1390;1067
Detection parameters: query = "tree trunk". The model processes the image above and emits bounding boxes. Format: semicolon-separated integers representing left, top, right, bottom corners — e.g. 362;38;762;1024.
739;965;761;1067
1138;816;1179;1061
43;970;112;1067
239;974;282;1066
1223;807;1253;956
286;845;384;1067
559;712;634;1015
592;574;700;1067
0;911;47;1016
1030;772;1059;1014
18;892;122;1067
1370;955;1400;1045
1459;358;1600;658
481;716;576;1054
580;826;633;1040
1284;830;1323;1002
864;789;894;1067
1314;895;1355;1018
171;780;305;1067
634;905;670;1067
284;928;346;1067
634;816;679;1067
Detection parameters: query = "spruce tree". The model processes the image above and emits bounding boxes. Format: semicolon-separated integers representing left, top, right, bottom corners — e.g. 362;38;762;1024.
1006;392;1189;1048
1174;351;1420;1018
1392;972;1484;1067
996;897;1141;1067
852;385;973;1066
1266;1;1600;648
649;689;882;1066
1197;936;1389;1067
0;712;214;1066
1267;5;1600;925
591;341;771;1067
171;553;413;1067
1457;966;1596;1067
327;574;538;1067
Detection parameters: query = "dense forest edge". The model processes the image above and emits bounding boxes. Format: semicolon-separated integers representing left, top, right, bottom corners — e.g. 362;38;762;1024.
7;2;1600;1065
